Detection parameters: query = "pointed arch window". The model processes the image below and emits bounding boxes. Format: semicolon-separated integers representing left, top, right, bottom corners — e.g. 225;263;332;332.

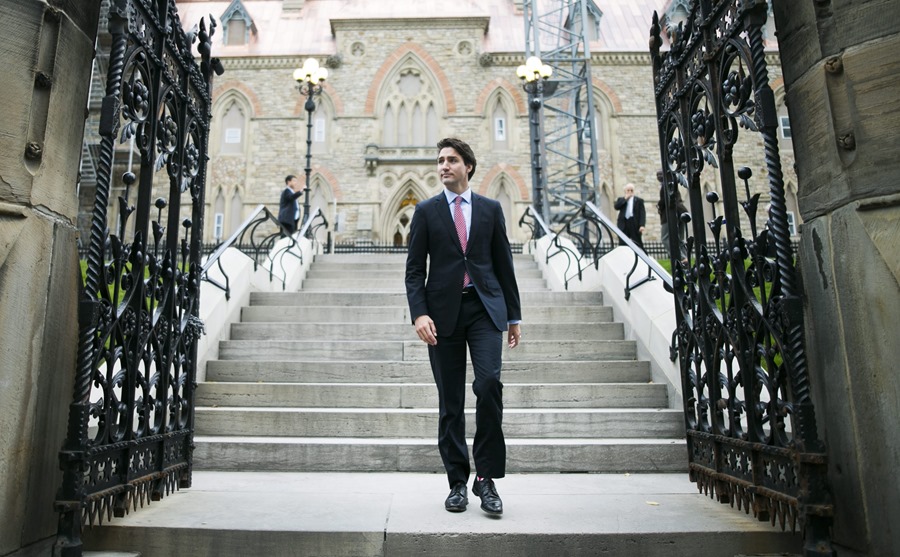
493;100;508;150
220;100;247;154
310;98;333;155
221;0;256;46
230;189;243;236
381;65;443;147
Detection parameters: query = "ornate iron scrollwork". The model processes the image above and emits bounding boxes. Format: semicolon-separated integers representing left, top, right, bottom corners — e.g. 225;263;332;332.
55;1;221;554
650;1;833;554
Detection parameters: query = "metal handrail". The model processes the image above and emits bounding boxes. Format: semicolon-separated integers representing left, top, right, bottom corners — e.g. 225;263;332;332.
531;199;673;296
583;201;673;295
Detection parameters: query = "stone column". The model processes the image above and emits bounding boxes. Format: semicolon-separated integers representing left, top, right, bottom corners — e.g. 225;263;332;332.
772;1;900;555
0;1;100;555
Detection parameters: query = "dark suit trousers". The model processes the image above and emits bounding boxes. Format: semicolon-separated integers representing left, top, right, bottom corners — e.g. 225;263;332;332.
428;290;505;486
620;217;644;249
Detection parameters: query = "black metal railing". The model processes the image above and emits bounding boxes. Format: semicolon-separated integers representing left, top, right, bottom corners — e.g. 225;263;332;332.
201;205;293;297
521;202;672;298
54;2;222;555
650;1;832;553
200;204;329;299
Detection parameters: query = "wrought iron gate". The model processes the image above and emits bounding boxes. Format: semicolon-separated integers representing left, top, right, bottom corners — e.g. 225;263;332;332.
650;1;833;554
55;1;220;554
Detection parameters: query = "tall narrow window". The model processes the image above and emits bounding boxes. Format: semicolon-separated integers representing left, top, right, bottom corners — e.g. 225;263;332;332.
226;19;246;46
490;97;509;151
213;189;225;240
220;101;246;155
779;116;792;139
495;117;506;141
426;103;439;145
230;189;242;236
786;211;796;236
412;103;425;145
213;213;225;240
314;116;326;143
383;104;395;146
397;103;409;145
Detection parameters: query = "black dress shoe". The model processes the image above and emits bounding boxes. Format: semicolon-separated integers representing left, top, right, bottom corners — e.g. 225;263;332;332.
472;478;503;515
445;482;468;512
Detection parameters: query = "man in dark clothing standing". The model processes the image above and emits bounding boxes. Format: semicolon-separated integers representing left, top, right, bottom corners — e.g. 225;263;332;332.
405;138;521;517
614;183;646;249
278;174;303;235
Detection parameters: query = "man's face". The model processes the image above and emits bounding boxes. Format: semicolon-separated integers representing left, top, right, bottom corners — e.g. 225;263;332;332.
437;147;471;191
624;185;635;199
289;177;300;191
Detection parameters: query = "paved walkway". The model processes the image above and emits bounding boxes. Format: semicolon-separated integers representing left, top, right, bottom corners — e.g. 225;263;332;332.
84;471;802;556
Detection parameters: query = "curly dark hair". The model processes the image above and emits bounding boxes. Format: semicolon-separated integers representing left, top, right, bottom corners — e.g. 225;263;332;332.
437;138;477;180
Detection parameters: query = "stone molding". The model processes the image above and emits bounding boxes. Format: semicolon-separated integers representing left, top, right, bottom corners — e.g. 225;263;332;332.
217;52;780;71
330;17;490;35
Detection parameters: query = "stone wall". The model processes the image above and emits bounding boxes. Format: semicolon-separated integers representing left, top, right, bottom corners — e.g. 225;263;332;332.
773;1;900;555
0;1;100;555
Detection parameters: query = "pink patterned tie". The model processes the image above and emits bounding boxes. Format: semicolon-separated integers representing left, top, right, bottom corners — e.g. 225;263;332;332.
454;196;470;289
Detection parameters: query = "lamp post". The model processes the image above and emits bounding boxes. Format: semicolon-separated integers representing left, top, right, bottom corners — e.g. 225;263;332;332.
293;58;328;228
517;56;552;233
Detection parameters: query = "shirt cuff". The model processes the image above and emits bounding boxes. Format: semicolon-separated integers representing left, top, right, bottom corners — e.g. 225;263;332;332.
508;320;521;325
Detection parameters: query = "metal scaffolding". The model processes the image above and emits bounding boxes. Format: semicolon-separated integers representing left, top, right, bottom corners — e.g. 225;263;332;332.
522;0;602;225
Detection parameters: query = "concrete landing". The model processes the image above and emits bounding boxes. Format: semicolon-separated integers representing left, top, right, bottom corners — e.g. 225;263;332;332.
82;472;802;557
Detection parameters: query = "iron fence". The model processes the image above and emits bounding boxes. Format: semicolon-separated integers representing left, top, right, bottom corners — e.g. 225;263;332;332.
54;1;222;554
650;0;832;553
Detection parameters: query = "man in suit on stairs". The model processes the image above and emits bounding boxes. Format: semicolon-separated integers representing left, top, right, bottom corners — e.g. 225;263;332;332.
278;174;303;235
405;137;522;516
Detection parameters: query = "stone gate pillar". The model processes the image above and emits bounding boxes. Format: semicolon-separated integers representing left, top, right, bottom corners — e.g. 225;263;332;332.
773;1;900;555
0;1;100;555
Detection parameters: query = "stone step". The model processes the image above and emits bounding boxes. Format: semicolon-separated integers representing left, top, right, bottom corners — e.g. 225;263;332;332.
205;359;652;384
240;304;615;323
195;382;668;409
217;340;637;362
229;322;624;342
194;407;684;438
306;266;544;278
81;472;802;557
312;253;536;264
300;277;549;291
249;290;604;307
190;440;688;473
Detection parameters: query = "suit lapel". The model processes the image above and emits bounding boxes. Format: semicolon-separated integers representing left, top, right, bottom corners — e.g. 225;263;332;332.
468;193;483;254
434;193;464;254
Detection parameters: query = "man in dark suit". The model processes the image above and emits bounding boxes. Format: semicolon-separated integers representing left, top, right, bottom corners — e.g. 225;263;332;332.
278;174;303;235
405;138;521;516
614;182;646;249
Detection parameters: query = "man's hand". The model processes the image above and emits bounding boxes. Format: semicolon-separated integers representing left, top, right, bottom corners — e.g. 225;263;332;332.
508;323;521;349
639;226;645;234
414;314;438;346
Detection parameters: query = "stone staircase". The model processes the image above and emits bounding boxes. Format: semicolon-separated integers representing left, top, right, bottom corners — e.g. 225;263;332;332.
193;253;687;473
82;253;803;556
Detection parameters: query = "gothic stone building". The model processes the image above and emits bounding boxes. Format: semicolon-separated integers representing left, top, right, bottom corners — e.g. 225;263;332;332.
85;0;798;247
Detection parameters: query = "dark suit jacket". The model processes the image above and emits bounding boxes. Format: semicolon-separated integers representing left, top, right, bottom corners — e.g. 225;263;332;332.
278;187;302;230
405;192;521;336
614;196;646;230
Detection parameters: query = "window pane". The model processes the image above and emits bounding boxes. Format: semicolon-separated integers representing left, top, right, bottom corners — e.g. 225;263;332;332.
314;117;325;142
397;104;409;145
426;104;439;144
780;116;792;139
224;128;241;143
495;117;506;141
412;103;424;145
383;104;395;146
227;20;246;46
